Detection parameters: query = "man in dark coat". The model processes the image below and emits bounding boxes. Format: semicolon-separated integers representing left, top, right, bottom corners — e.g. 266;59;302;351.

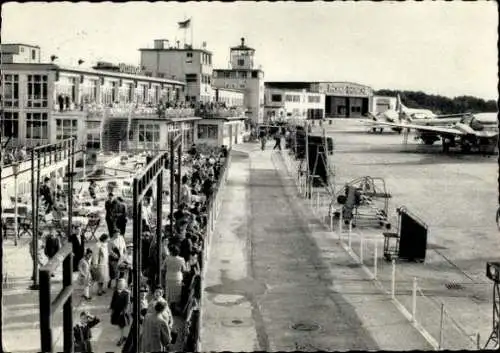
70;226;85;272
114;197;128;236
105;193;116;236
40;177;54;214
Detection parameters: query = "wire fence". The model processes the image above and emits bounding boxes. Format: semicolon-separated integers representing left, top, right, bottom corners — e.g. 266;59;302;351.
278;147;484;351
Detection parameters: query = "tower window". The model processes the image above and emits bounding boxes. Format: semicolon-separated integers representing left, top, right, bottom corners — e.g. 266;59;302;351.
238;59;244;66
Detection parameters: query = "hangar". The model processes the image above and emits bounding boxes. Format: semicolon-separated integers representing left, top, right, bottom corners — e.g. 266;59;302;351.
265;81;373;119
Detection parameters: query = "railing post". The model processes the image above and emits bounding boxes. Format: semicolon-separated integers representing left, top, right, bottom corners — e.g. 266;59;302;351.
439;303;445;350
412;277;417;322
476;333;480;350
329;206;334;231
359;234;364;264
338;208;343;241
373;239;378;279
391;259;396;299
348;220;352;249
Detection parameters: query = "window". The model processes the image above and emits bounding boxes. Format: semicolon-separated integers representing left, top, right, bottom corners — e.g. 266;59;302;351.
186;52;193;58
27;74;48;107
252;71;258;78
285;95;300;103
1;112;19;138
2;74;19;107
26;112;48;139
56;119;78;140
239;71;247;79
197;124;218;139
137;123;160;149
237;59;244;66
224;71;231;79
308;95;321;103
112;81;117;102
271;94;282;102
186;74;198;83
31;49;36;60
86;133;100;149
307;109;324;119
134;84;144;104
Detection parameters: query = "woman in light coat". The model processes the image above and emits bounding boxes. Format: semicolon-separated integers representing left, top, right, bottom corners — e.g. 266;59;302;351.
164;247;187;307
108;231;126;289
93;234;109;296
78;249;93;300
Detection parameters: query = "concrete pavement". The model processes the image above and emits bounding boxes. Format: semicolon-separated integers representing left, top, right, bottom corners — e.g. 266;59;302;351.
201;144;432;351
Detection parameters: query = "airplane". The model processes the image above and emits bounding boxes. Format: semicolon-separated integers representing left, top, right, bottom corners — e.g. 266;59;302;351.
364;94;471;133
374;112;498;153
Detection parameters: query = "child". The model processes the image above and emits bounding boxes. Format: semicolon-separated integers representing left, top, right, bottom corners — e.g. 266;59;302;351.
73;311;100;352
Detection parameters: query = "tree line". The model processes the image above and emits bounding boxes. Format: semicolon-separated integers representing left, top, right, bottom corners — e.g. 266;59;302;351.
374;89;497;114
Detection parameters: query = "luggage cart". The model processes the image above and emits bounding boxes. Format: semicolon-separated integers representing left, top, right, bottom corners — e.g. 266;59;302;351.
329;176;392;229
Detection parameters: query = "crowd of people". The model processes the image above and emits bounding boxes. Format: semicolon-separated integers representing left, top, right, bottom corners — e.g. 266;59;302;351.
70;143;229;352
1;146;28;166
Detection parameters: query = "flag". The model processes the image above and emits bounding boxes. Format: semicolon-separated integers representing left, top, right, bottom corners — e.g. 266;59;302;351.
178;18;191;29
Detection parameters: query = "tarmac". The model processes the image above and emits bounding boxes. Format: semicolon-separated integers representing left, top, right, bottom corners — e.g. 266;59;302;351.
200;141;433;351
314;122;497;350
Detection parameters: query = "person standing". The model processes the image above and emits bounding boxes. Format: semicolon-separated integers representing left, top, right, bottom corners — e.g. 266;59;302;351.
44;229;61;261
40;177;54;214
94;234;110;296
140;300;172;352
164;247;187;309
109;279;131;346
108;231;126;289
273;129;282;150
88;181;97;200
78;249;93;300
114;197;128;236
105;193;116;236
259;128;267;151
70;226;85;272
73;311;100;353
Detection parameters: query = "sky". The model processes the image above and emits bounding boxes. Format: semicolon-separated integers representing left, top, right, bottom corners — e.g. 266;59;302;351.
2;1;498;100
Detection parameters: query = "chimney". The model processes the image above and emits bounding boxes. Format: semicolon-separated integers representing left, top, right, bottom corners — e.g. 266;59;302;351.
241;37;245;47
176;40;180;49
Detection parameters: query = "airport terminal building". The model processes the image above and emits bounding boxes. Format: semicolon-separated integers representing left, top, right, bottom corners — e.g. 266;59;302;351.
265;81;374;119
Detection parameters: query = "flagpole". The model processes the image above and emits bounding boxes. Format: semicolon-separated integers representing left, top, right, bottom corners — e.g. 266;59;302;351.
190;18;193;47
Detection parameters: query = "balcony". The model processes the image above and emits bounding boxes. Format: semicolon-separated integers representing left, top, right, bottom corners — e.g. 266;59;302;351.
138;106;195;119
195;106;246;119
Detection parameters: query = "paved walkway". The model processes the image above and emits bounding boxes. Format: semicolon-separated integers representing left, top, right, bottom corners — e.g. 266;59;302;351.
201;143;432;351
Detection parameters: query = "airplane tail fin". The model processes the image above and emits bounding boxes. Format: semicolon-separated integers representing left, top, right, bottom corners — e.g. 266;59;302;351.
396;94;403;113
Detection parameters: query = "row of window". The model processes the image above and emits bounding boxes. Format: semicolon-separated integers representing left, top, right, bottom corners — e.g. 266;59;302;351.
215;70;260;79
1;112;81;140
270;94;321;104
185;73;212;85
2;73;182;109
285;94;301;103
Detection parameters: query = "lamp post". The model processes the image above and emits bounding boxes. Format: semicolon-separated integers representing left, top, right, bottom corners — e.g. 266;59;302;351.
81;144;86;178
12;162;19;246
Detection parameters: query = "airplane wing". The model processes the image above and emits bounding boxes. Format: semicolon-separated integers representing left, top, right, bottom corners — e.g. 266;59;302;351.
374;121;466;136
